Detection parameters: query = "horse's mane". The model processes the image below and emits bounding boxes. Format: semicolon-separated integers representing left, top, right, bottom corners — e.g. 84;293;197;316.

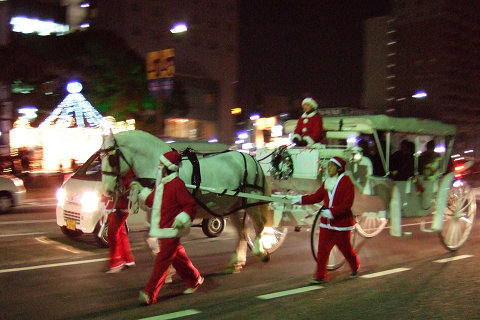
114;130;172;179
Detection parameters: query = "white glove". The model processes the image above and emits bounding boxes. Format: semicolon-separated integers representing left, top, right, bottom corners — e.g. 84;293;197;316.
321;209;334;219
290;196;302;205
146;237;159;254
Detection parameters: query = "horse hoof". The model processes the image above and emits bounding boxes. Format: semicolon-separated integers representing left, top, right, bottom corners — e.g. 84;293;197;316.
261;253;271;263
225;264;242;274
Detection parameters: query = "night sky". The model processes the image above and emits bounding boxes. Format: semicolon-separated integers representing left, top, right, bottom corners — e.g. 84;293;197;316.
238;0;392;113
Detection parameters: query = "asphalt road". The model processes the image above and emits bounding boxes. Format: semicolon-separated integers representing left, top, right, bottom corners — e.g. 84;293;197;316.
1;198;479;320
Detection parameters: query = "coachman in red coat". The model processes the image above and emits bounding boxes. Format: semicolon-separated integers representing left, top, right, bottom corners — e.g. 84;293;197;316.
138;150;203;305
292;97;324;146
293;156;360;283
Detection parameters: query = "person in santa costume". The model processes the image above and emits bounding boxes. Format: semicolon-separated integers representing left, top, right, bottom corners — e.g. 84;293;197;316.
291;97;324;147
102;169;135;273
138;150;203;305
292;156;359;283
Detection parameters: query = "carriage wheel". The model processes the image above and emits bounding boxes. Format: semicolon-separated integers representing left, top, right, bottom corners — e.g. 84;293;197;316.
245;215;288;254
439;181;476;251
355;215;388;238
310;211;358;270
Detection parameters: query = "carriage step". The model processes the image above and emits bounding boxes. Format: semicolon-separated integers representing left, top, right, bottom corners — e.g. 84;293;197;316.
402;232;412;237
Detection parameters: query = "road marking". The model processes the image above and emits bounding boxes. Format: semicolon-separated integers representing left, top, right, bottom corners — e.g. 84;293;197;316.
138;309;201;320
0;232;47;237
35;236;88;254
0;258;108;274
256;285;323;300
0;219;55;225
433;255;473;263
360;267;411;279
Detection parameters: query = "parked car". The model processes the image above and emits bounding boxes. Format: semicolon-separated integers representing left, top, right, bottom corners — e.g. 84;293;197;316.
0;174;26;213
56;151;225;247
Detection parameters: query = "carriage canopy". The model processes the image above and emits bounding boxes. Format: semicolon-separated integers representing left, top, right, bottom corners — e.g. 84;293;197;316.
322;115;456;136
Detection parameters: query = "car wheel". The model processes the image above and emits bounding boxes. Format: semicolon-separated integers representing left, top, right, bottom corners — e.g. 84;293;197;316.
0;192;13;213
60;226;83;238
201;217;225;238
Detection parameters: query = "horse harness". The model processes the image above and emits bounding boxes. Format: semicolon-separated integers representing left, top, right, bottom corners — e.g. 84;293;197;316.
181;148;269;218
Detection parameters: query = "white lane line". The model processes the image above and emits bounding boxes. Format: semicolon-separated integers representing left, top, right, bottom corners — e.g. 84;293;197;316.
0;232;47;237
360;267;411;279
35;236;87;254
0;219;56;225
0;258;108;274
433;255;474;263
256;285;323;300
138;309;201;320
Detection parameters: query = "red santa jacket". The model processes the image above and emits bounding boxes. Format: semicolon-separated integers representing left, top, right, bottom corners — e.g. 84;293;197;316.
301;173;355;230
141;172;196;238
292;111;324;145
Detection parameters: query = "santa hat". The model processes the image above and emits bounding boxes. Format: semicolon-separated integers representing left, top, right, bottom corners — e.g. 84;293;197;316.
159;150;182;171
302;97;318;109
329;156;346;171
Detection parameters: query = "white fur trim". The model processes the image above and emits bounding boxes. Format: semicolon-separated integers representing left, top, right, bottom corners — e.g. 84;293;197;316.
159;154;179;171
329;157;343;169
174;211;192;228
303;118;308;124
292;133;301;141
302;98;318;109
304;136;315;146
301;110;318;118
161;172;178;184
139;187;152;202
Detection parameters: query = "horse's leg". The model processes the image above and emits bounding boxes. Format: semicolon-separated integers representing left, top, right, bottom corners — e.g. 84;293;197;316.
247;204;272;262
225;210;248;273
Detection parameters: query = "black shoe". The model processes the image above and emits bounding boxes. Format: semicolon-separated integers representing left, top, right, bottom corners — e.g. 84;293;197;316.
350;270;359;278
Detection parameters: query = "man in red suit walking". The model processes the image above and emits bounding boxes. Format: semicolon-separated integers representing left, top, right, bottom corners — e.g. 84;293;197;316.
291;97;324;147
103;169;135;273
292;156;359;283
138;150;203;305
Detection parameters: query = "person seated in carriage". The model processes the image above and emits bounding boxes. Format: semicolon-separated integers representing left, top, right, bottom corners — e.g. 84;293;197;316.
291;97;324;147
419;140;442;179
389;139;415;181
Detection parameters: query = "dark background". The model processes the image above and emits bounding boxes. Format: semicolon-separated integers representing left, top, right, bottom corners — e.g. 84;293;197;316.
238;0;392;112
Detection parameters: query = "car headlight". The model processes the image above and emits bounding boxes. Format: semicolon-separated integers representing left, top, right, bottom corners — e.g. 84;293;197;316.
56;188;66;206
12;178;24;188
80;191;100;213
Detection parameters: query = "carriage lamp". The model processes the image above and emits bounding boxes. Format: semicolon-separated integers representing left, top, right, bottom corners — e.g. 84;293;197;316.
80;191;100;213
56;188;66;206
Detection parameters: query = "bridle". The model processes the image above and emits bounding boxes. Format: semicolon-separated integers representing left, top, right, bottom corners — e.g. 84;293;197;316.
100;139;135;196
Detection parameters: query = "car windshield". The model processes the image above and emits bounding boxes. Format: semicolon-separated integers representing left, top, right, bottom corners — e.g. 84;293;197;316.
72;151;101;181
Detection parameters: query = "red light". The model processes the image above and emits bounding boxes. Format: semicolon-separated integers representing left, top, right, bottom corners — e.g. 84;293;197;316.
454;165;465;171
455;173;462;178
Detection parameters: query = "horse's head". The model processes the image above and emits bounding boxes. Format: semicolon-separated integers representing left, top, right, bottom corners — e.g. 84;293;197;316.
100;131;131;196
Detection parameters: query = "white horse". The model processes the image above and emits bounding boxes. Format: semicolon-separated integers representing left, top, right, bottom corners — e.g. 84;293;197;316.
100;130;274;272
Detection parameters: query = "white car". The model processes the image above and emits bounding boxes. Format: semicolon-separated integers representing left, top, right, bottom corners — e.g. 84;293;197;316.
0;174;26;213
56;151;225;247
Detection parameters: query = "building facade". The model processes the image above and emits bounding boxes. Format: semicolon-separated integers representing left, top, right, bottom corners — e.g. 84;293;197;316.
363;0;480;155
91;0;238;143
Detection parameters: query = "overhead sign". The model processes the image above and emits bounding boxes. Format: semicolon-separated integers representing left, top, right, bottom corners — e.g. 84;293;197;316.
146;49;175;80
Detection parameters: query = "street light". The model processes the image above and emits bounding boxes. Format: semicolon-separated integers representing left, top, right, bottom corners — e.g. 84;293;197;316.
412;90;427;99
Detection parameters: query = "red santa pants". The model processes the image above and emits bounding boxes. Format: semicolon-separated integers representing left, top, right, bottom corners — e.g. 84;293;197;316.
315;227;359;280
107;211;134;268
144;237;201;303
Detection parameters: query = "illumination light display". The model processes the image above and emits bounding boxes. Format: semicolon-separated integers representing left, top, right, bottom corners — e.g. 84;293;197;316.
10;82;135;171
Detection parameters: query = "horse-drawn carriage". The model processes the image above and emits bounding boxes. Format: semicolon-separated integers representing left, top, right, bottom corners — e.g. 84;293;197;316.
255;114;476;269
99;114;475;272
